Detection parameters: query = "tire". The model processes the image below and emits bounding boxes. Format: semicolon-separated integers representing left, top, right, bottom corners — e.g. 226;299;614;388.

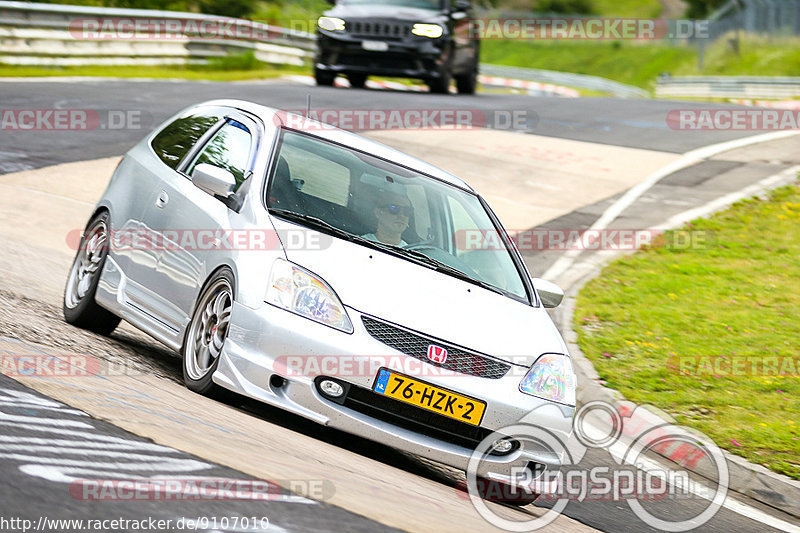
182;268;235;396
63;210;121;335
455;63;478;95
314;67;335;86
428;66;452;94
347;73;367;88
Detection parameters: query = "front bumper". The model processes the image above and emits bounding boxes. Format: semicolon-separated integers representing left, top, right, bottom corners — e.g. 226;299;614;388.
213;301;574;484
315;32;447;79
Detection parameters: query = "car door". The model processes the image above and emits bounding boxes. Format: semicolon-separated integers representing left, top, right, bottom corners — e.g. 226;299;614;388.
121;108;225;314
137;112;259;337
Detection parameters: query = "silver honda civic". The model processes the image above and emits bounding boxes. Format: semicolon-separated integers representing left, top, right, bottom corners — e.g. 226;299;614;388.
64;99;576;497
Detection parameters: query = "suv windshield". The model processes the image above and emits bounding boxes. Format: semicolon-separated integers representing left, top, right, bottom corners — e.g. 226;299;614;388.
266;130;529;302
340;0;443;8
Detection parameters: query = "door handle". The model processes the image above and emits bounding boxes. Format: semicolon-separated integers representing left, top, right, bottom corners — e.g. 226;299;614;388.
155;191;169;208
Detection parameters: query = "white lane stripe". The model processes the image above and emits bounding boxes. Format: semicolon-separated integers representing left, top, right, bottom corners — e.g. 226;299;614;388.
1;454;209;470
543;129;800;282
591;422;800;533
0;410;92;427
0;436;177;452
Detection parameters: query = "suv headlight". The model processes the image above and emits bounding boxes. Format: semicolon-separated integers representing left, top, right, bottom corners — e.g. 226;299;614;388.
266;258;353;333
318;16;346;31
411;23;444;38
519;353;576;406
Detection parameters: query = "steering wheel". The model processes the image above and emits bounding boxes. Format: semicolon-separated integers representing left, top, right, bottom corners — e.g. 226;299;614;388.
403;241;441;252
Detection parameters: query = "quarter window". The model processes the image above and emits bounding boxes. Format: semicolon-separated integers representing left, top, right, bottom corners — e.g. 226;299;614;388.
150;112;222;169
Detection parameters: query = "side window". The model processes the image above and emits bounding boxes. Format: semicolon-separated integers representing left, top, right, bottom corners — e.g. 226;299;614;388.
150;112;221;169
187;120;252;192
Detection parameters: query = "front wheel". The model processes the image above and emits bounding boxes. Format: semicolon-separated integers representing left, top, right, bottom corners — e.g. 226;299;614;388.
182;268;234;396
455;63;478;95
347;73;367;88
63;210;121;335
427;65;452;94
314;67;335;86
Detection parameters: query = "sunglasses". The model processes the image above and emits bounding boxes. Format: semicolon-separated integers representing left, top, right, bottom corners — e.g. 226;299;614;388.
380;204;413;216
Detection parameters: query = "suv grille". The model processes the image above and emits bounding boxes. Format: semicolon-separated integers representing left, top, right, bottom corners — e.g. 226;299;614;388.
361;316;511;379
349;20;410;38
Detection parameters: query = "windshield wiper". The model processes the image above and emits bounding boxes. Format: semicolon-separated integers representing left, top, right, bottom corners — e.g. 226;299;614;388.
269;210;432;264
269;209;505;295
269;209;360;243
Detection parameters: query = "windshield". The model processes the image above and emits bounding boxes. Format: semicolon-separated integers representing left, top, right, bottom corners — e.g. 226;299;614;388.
266;130;529;302
340;0;444;9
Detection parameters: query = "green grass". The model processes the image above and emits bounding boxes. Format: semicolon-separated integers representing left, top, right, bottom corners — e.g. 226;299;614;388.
574;183;800;479
0;61;306;81
591;0;662;17
481;40;695;89
481;34;800;91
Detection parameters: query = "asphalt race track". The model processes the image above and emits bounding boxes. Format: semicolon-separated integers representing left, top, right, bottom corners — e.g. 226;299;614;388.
0;79;798;533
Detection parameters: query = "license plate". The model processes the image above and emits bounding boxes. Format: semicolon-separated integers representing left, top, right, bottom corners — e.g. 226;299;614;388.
362;40;389;52
373;369;486;426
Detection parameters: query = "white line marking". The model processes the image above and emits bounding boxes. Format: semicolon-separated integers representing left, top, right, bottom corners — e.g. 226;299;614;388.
592;422;800;533
543;130;800;283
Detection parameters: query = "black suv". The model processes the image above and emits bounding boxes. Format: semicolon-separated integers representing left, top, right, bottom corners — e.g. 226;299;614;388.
314;0;479;94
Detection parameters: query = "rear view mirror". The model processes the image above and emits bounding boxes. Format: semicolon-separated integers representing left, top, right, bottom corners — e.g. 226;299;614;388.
192;163;236;198
533;278;564;308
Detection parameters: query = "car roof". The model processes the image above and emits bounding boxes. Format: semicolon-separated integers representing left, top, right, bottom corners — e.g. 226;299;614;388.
196;99;475;192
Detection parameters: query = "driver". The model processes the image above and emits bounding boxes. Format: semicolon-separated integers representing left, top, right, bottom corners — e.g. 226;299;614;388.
362;191;413;246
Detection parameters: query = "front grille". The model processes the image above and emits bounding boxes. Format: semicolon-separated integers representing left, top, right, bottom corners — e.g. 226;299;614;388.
361;316;511;379
338;53;416;71
349;20;410;38
343;384;499;450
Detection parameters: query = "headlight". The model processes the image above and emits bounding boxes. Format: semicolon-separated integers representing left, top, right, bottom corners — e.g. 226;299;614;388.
519;353;576;406
318;16;346;31
266;258;353;333
411;23;444;38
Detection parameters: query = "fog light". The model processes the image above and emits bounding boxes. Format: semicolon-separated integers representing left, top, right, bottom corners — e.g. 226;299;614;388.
320;379;344;398
492;439;513;453
491;438;515;454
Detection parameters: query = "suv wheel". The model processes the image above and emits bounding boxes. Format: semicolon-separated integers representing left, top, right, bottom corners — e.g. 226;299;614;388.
428;67;452;94
455;62;478;95
315;68;336;86
347;73;367;88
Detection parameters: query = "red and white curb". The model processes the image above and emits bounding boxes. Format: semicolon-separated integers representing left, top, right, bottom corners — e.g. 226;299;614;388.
731;99;800;110
284;74;579;97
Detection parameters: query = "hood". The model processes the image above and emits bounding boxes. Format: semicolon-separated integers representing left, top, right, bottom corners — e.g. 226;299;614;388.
272;218;568;364
325;4;443;22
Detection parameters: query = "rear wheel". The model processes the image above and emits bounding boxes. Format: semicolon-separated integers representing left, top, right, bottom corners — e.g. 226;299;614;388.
182;268;234;396
63;210;120;335
314;67;335;86
347;73;367;88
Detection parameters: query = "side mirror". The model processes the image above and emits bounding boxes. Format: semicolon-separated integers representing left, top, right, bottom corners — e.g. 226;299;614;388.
453;0;471;11
192;163;236;198
533;278;564;308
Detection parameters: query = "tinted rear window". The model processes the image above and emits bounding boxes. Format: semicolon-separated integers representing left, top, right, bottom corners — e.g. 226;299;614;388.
150;112;222;169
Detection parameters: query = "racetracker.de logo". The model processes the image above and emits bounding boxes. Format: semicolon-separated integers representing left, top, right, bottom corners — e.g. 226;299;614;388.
1;109;146;131
667;108;800;130
275;109;536;132
69;17;281;41
467;18;708;40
